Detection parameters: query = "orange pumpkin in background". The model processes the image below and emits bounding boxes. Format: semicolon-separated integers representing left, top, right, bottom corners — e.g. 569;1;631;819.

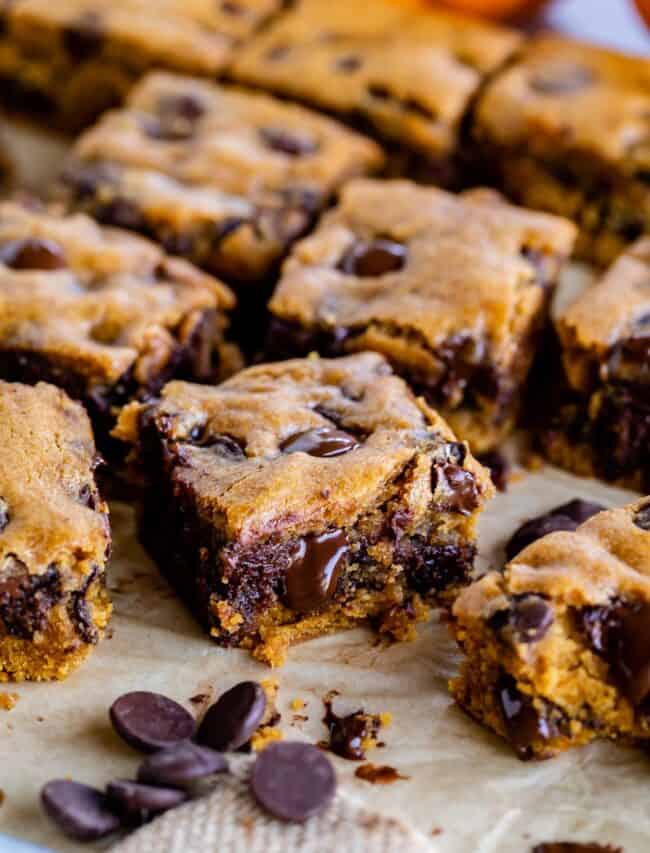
399;0;551;21
633;0;650;27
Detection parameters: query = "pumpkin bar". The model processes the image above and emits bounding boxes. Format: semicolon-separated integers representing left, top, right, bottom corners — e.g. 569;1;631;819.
450;499;650;760
58;71;383;349
0;0;287;131
0;381;112;681
230;0;521;185
113;352;494;666
541;238;650;491
266;179;577;453
471;36;650;266
0;200;237;457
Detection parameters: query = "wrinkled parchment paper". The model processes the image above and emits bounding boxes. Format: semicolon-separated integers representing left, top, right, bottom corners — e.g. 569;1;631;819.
0;123;647;853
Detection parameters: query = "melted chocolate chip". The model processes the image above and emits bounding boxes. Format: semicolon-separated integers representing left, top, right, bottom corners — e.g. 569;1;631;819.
197;681;266;752
505;500;605;562
0;562;62;639
251;741;336;823
323;699;381;761
190;432;245;460
285;530;349;613
634;502;650;531
506;595;554;644
280;427;359;458
495;675;557;760
338;239;407;277
0;238;67;270
0;498;8;533
530;64;595;95
259;127;318;157
62;12;105;62
41;780;121;842
431;464;480;515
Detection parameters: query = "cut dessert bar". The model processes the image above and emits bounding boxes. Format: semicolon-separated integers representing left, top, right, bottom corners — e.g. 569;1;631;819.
113;352;494;665
230;0;521;185
0;0;287;131
450;498;650;760
266;179;577;453
471;36;650;266
0;381;111;680
542;238;650;491
58;72;384;307
0;200;237;456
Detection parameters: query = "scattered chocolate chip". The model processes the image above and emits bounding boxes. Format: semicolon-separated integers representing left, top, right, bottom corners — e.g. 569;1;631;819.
477;451;509;492
285;529;349;613
110;691;196;753
62;12;105;62
338;239;407;277
41;780;121;842
335;54;362;73
431;464;480;515
259;127;318;157
0;238;67;270
495;674;558;760
633;502;650;531
533;844;622;853
505;500;605;562
323;699;381;761
197;681;266;752
251;741;336;823
280;427;359;458
137;741;227;788
106;779;187;821
0;498;8;533
529;64;595;95
508;595;554;644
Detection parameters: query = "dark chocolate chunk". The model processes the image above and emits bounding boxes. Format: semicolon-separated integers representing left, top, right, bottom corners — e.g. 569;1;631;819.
41;780;121;842
529;64;595;95
508;595;554;644
280;427;359;458
106;779;187;820
323;699;381;761
250;741;336;823
0;561;61;640
197;681;266;752
495;675;557;760
137;741;227;788
0;498;8;533
109;691;196;753
432;464;480;515
285;530;349;613
0;238;67;270
338;239;407;277
477;451;509;492
62;12;105;62
633;502;650;531
533;844;622;853
259;127;318;157
505;500;605;562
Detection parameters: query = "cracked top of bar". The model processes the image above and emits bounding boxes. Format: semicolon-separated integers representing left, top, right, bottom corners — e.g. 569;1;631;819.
3;0;286;74
474;36;650;175
269;180;577;371
0;380;110;576
230;0;522;159
0;201;235;386
114;352;493;542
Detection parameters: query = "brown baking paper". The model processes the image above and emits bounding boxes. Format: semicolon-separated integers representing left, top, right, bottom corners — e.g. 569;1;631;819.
0;126;647;853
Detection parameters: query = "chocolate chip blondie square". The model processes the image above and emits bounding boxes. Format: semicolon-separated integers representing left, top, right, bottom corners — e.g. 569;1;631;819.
0;200;237;456
230;0;521;185
450;499;650;760
0;381;112;681
471;36;650;266
542;238;650;491
0;0;287;131
58;71;384;313
266;179;577;453
114;352;494;665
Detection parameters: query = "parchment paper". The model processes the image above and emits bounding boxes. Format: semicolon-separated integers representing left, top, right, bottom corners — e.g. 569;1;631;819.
0;123;647;853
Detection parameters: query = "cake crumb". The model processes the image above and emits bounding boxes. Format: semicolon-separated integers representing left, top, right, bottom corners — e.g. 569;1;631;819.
290;698;306;711
0;692;18;711
250;726;283;752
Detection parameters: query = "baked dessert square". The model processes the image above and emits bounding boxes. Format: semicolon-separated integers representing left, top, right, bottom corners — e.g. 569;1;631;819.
541;238;650;491
0;381;112;681
230;0;521;186
450;498;650;760
113;352;494;666
0;200;237;457
58;71;384;324
0;0;287;131
266;179;577;453
471;36;650;266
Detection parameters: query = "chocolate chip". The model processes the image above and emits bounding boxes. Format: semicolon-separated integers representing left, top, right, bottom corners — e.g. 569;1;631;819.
285;529;349;613
335;54;362;73
259;127;318;157
146;94;206;141
280;427;359;458
530;64;595;95
553;499;606;525
189;432;245;460
41;780;121;842
634;502;650;531
338;239;407;277
508;595;554;643
495;675;557;760
106;779;187;821
0;562;62;640
0;238;67;270
431;464;480;516
0;498;8;533
197;681;266;752
505;500;605;561
110;691;196;753
250;741;336;822
137;741;227;788
97;199;145;231
323;700;381;761
62;12;105;62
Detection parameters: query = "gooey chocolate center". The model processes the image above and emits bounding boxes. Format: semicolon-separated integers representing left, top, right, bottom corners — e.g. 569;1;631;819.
280;427;359;458
285;529;349;613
